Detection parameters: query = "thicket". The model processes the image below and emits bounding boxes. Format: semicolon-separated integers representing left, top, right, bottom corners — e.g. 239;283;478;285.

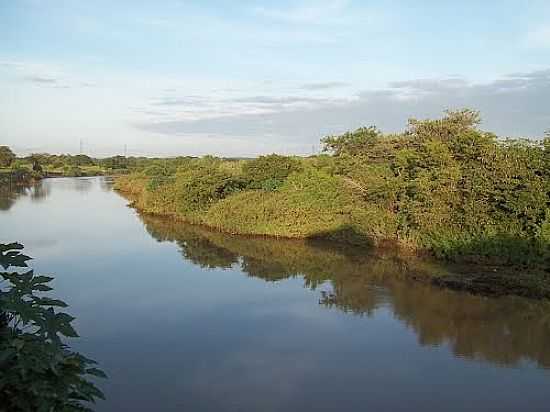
114;110;550;266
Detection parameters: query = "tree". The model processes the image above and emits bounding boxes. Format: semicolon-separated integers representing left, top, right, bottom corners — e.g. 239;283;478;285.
100;155;127;169
0;146;16;168
322;126;381;156
71;154;94;166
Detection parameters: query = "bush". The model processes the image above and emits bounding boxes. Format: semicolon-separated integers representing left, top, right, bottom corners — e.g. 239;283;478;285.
63;165;84;177
242;154;302;190
205;169;383;244
143;164;171;177
0;243;106;411
175;163;246;216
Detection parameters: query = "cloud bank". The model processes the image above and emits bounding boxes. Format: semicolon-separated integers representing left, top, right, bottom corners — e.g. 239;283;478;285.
138;69;550;155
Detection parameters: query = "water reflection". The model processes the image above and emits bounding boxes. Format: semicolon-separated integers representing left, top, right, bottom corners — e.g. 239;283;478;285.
140;213;550;369
28;180;52;202
0;185;28;211
99;177;115;192
71;177;94;193
0;178;99;212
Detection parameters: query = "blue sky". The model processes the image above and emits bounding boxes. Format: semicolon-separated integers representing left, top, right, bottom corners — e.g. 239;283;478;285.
1;0;550;156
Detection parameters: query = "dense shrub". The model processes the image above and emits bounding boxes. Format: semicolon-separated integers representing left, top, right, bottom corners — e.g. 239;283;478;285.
322;126;381;156
143;164;171;177
174;163;247;217
205;169;385;245
63;165;84;177
242;154;301;190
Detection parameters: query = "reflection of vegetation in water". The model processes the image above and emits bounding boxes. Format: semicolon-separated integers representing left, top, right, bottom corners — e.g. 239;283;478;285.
28;180;52;202
0;185;28;211
0;178;99;212
99;177;115;192
71;177;94;193
0;180;52;210
140;213;550;369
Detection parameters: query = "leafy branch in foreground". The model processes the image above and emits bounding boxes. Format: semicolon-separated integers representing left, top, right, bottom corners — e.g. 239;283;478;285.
0;242;106;411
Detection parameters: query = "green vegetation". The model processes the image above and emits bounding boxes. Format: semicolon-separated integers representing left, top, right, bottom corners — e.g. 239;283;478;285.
0;146;16;168
115;109;550;273
0;148;196;181
0;243;106;411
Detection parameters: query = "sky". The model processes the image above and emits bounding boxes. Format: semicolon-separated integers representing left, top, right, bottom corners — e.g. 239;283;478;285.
1;0;550;157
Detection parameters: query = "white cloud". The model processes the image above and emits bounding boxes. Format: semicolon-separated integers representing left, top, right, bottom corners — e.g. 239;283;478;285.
0;60;89;89
138;69;550;156
299;81;350;90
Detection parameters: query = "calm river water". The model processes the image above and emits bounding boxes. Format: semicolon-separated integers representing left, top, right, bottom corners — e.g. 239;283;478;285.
1;177;549;411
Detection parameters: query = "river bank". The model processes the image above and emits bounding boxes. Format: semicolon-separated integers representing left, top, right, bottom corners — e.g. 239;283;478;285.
115;185;550;300
109;110;549;299
0;168;38;187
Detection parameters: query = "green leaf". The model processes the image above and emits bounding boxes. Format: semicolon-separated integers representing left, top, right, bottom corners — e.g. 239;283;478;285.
86;367;107;379
34;297;68;307
34;284;54;292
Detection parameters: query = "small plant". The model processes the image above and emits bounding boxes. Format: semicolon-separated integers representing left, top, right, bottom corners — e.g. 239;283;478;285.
0;242;106;411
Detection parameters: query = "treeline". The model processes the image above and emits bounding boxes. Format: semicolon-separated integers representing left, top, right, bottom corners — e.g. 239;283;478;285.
0;146;198;179
115;110;550;267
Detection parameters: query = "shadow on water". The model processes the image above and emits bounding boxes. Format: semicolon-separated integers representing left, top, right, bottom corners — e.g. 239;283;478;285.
307;224;376;247
139;213;550;369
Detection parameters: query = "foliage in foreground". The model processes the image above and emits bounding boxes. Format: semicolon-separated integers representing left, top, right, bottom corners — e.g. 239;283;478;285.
114;109;550;266
0;243;106;411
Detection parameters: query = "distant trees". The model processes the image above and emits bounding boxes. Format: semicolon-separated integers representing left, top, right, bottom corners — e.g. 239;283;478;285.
99;155;127;169
0;146;15;167
71;154;94;166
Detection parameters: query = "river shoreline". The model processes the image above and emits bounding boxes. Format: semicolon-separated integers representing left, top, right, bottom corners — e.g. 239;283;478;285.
115;185;550;301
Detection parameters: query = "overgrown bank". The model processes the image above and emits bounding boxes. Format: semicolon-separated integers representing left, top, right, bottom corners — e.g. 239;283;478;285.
114;110;550;294
139;212;550;300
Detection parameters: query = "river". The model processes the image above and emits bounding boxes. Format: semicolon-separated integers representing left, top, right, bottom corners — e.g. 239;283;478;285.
1;177;549;411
